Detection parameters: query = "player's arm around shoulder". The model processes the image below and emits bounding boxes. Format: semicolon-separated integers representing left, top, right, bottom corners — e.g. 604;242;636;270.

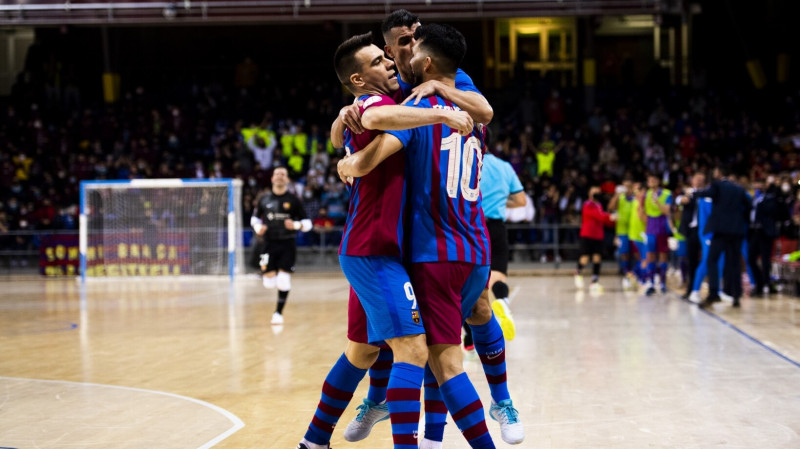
403;76;493;124
337;133;405;179
361;102;472;136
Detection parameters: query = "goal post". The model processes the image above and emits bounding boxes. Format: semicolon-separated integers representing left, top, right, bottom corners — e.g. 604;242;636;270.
79;178;244;281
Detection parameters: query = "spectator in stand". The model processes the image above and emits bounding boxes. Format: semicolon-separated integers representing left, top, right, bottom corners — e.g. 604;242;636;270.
679;125;697;161
536;138;561;178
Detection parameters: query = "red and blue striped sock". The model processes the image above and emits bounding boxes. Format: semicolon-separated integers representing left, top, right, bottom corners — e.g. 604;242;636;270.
423;364;447;442
304;353;367;445
386;362;424;449
470;314;510;403
367;347;393;403
440;373;495;448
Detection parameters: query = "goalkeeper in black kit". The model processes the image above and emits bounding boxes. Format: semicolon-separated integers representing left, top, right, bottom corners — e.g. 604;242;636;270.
251;166;312;325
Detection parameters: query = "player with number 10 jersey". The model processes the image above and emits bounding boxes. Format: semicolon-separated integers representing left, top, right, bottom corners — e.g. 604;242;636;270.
386;95;491;345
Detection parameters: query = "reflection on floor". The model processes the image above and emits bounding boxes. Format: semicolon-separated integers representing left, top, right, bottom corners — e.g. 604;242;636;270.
0;274;798;448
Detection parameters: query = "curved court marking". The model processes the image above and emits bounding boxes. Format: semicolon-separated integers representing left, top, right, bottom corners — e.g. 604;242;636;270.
0;376;245;449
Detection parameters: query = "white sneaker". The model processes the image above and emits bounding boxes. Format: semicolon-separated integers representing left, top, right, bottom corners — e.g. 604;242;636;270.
688;291;701;304
574;274;585;289
419;437;443;449
621;277;631;291
343;398;390;442
271;312;284;325
296;439;330;449
719;291;734;303
589;282;604;294
489;399;525;444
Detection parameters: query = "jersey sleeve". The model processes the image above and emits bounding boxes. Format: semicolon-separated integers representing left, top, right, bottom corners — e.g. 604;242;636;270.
360;94;397;114
454;69;482;95
293;196;308;220
252;197;264;220
386;127;415;148
385;100;426;147
505;163;524;194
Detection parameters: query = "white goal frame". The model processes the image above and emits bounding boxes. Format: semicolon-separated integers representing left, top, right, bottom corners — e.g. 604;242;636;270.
79;178;244;281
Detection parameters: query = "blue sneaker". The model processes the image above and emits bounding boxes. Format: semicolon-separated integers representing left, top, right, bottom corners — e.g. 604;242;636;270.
489;399;525;444
343;398;390;442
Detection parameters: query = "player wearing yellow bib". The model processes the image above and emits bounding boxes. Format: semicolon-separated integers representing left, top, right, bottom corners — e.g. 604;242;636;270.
627;182;648;288
644;173;673;295
608;179;636;291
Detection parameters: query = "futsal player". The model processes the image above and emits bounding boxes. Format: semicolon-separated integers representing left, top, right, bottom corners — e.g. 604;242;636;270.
251;166;312;325
297;32;473;449
643;173;673;295
335;11;524;446
340;23;505;449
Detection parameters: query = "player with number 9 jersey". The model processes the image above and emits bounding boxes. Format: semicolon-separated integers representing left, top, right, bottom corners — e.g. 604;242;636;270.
339;90;425;346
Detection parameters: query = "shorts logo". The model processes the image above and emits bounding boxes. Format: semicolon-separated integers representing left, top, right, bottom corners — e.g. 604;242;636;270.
411;311;420;324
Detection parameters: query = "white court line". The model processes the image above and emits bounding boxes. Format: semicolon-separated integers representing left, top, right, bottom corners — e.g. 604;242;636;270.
509;285;520;304
0;376;245;449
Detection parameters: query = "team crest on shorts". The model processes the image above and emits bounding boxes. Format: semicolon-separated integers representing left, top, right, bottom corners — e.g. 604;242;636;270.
411;311;420;324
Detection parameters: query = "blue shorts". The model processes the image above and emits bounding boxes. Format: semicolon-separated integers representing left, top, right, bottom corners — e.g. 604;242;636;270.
633;240;648;260
339;255;425;345
618;235;631;255
676;240;688;257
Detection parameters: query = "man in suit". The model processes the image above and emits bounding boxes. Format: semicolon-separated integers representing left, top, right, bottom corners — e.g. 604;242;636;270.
748;177;779;297
677;172;706;300
693;167;751;308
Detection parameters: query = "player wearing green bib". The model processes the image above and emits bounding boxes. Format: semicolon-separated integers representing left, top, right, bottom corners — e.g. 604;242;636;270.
644;173;673;295
627;182;648;288
609;180;636;290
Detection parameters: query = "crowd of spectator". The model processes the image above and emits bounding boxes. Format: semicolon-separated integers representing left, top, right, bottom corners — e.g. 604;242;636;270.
3;52;800;261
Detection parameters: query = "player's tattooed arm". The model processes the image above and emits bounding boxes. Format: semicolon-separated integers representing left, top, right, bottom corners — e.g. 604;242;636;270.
361;105;473;136
337;133;404;179
403;80;493;125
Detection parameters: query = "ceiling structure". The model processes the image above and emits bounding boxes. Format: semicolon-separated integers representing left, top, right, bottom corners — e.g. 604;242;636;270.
0;0;680;26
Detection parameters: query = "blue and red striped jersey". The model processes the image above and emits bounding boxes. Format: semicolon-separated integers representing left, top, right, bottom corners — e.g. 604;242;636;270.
339;92;408;257
386;96;490;265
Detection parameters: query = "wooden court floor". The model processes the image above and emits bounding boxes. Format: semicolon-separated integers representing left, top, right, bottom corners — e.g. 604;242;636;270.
1;273;799;448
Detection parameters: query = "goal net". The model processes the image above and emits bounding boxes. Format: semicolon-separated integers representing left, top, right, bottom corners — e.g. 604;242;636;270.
79;179;244;280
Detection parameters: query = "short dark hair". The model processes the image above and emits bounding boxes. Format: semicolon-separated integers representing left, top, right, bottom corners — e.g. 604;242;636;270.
334;32;374;90
413;23;466;76
381;9;419;39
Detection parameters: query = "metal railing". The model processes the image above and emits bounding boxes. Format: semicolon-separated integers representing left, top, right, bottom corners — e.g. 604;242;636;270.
0;223;584;275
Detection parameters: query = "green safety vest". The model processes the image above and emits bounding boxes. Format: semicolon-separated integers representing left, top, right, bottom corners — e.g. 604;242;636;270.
628;199;646;242
645;189;671;218
616;194;633;235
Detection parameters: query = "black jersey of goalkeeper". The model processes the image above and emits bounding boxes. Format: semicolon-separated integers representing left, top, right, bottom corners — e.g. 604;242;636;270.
253;190;308;241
